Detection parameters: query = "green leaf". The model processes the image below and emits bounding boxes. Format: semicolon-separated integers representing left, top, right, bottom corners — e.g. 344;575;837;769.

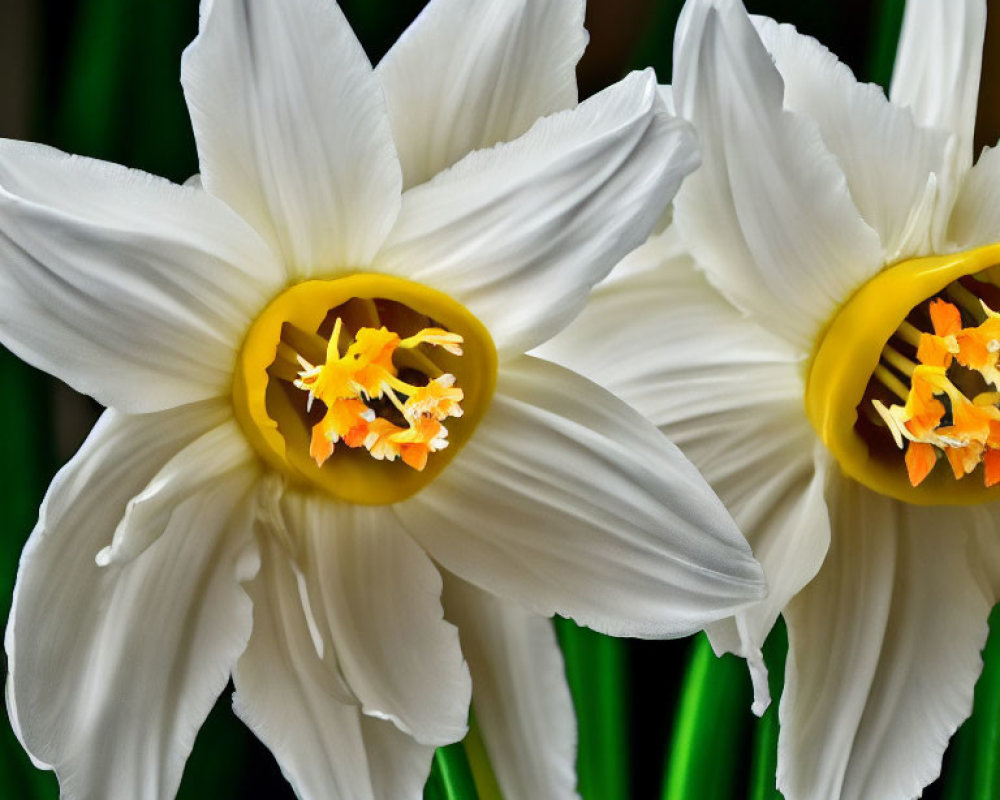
865;0;906;89
661;634;752;800
51;0;199;179
943;606;1000;800
970;606;1000;799
556;618;629;800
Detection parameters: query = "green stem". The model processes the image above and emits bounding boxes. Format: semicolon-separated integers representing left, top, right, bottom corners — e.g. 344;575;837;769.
969;606;1000;799
464;715;503;800
749;620;788;800
424;742;480;800
555;618;629;800
661;634;751;800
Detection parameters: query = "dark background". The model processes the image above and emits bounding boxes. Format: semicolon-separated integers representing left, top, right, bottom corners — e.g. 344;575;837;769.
1;1;998;798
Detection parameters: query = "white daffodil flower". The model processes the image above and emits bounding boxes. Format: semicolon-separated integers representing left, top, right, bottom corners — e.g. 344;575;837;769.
0;1;767;798
540;0;1000;798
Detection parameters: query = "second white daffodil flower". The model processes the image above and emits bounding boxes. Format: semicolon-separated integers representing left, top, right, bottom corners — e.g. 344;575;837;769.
543;0;1000;798
0;0;765;798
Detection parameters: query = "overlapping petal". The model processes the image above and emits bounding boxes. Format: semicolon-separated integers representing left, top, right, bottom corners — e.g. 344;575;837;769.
182;0;402;277
752;15;952;261
672;0;882;350
890;0;985;173
399;355;764;639
97;418;258;566
374;69;698;357
377;0;586;189
949;143;1000;250
5;404;260;800
0;140;282;413
233;531;434;800
441;572;579;800
779;475;995;800
279;491;471;747
540;232;830;710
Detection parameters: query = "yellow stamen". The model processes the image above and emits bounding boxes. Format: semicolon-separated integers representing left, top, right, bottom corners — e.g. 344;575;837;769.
867;298;1000;490
400;327;465;355
290;319;466;472
232;274;497;504
895;320;923;347
873;365;909;401
946;282;987;322
805;242;1000;504
404;375;465;421
880;343;916;377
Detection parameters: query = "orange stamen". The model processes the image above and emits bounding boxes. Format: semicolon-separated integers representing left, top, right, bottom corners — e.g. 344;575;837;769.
945;442;984;479
404;375;464;420
877;300;1000;487
902;367;947;439
985;449;1000;487
295;320;465;470
905;441;937;486
916;333;956;368
929;298;962;336
310;425;335;467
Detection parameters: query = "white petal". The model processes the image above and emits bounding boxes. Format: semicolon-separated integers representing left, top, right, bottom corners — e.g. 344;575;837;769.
181;0;402;277
399;355;764;638
278;491;471;746
672;0;882;350
377;0;586;189
374;70;699;357
233;531;433;800
949;144;1000;249
778;475;995;800
537;228;807;419
539;233;829;710
0;140;282;413
98;418;258;566
890;0;985;173
752;15;952;262
5;405;260;800
441;572;578;800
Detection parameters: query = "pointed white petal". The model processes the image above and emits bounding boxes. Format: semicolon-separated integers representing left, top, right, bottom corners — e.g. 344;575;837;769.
0;140;282;413
399;355;764;638
753;15;952;262
374;70;699;357
98;418;258;566
360;715;435;800
377;0;585;189
5;405;260;800
890;0;985;173
233;532;433;800
182;0;402;277
779;475;995;800
278;491;470;746
539;234;829;710
441;572;579;800
949;144;1000;249
672;1;882;350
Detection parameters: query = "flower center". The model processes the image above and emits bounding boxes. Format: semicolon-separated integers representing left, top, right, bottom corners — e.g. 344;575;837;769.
233;274;497;504
806;242;1000;505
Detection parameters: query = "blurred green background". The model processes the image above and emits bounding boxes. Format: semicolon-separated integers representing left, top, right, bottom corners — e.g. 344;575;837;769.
0;1;998;798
